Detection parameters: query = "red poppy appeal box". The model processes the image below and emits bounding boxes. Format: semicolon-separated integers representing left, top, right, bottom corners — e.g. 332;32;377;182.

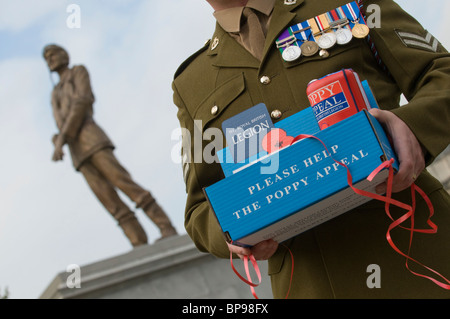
205;108;398;247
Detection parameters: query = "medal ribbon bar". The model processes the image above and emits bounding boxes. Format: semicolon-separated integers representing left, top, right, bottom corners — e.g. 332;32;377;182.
275;1;368;60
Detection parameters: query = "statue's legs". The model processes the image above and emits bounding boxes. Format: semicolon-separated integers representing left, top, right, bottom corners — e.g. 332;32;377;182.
79;160;148;247
88;149;177;240
141;200;178;239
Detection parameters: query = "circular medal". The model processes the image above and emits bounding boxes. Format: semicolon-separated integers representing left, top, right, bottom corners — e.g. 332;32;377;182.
352;23;370;38
317;33;337;49
335;28;353;45
300;41;319;57
282;45;301;62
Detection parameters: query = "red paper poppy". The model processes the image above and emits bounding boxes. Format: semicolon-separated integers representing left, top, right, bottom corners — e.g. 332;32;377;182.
262;128;294;154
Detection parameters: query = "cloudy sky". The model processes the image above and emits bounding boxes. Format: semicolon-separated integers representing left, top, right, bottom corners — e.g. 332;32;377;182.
0;0;449;299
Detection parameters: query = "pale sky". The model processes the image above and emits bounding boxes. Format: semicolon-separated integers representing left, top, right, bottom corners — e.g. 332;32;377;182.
0;0;449;299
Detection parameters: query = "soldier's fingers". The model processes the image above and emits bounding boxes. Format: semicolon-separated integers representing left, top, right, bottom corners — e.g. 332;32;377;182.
251;239;278;260
227;242;251;259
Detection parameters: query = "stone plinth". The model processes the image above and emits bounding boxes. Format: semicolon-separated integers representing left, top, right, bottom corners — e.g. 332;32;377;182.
40;234;272;299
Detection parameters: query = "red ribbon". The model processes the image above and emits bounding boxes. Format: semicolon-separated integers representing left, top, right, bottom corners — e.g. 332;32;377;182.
230;133;449;299
229;243;294;299
229;250;261;299
292;134;450;290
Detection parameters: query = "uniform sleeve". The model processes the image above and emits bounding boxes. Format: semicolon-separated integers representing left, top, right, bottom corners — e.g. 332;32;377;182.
365;0;450;164
172;81;230;259
61;65;95;141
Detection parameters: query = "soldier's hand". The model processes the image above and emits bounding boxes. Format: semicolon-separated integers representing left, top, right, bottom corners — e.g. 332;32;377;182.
369;108;425;193
227;239;278;261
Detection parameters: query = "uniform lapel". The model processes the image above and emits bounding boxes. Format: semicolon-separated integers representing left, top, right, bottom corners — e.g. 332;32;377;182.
263;0;304;63
207;24;260;69
207;0;305;69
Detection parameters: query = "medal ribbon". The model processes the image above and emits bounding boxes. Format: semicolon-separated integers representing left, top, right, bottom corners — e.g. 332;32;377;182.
335;7;351;30
308;18;321;41
327;9;340;22
328;9;351;31
343;1;361;25
275;29;297;52
314;14;331;35
325;11;338;28
291;20;313;42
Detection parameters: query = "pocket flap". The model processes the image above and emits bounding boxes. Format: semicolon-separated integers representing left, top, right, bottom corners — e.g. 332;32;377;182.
280;40;360;69
193;72;246;131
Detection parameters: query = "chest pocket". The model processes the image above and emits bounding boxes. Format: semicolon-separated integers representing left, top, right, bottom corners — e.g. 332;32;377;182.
193;72;252;133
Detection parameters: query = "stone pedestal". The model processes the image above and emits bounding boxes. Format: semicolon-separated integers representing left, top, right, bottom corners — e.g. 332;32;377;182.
40;234;272;299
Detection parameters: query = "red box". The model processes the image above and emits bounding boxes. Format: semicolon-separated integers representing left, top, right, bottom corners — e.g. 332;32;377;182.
307;69;371;130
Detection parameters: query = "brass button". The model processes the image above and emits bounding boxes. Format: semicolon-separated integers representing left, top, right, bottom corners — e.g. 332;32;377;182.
271;109;282;119
319;49;330;58
260;75;271;85
211;105;219;115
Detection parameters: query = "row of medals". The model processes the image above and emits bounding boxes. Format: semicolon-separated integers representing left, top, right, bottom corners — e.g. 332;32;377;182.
278;18;370;62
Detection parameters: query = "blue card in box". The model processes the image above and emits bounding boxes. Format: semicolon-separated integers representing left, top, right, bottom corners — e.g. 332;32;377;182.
217;107;320;177
204;110;398;247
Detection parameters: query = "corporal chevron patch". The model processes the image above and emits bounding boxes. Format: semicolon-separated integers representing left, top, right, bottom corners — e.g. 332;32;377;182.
395;29;440;52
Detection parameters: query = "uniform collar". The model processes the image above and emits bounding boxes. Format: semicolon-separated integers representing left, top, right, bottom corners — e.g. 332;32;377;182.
213;0;276;33
263;0;304;62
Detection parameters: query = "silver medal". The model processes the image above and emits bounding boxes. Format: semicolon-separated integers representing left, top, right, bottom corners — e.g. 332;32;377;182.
282;45;302;62
335;28;353;45
317;33;337;49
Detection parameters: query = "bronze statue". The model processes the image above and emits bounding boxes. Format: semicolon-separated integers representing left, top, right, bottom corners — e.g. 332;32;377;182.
43;44;177;247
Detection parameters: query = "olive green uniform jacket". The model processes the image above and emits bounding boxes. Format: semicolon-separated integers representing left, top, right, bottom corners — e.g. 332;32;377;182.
172;0;450;298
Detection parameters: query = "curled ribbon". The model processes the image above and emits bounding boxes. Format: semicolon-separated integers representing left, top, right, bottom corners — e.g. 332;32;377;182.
230;133;449;299
229;243;294;299
292;134;450;290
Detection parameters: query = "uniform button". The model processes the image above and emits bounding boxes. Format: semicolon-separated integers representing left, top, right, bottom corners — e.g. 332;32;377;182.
260;75;271;85
211;105;219;115
271;109;282;119
319;49;330;58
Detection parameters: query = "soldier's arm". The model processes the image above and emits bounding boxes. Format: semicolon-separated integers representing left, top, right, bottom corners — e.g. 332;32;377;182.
172;82;230;259
365;0;450;164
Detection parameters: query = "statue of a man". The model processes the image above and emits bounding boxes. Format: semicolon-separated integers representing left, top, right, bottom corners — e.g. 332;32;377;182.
43;44;177;247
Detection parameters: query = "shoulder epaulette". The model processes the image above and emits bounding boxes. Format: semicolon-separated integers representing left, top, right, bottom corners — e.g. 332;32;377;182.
174;39;210;79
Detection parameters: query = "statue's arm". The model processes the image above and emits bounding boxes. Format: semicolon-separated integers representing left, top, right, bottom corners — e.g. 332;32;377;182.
59;65;95;142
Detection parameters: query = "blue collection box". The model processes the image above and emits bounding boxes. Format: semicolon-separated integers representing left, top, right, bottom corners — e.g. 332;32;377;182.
205;110;398;247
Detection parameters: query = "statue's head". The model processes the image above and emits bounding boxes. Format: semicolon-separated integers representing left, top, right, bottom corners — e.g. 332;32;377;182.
43;44;69;72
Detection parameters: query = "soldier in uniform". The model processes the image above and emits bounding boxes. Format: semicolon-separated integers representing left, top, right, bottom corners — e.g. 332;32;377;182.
172;0;450;298
43;44;177;247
